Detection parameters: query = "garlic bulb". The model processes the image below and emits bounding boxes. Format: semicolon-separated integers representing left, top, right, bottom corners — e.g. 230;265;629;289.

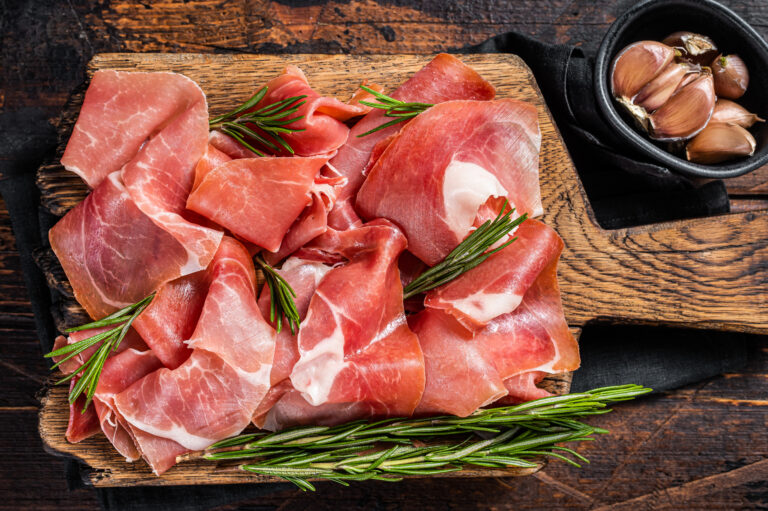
649;72;716;141
611;41;675;100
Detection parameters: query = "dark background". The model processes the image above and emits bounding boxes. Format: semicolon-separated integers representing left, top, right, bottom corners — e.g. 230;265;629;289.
1;0;767;509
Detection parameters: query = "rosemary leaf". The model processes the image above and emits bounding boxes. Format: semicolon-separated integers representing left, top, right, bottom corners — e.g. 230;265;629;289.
356;85;434;137
255;255;301;335
403;201;528;299
210;87;307;155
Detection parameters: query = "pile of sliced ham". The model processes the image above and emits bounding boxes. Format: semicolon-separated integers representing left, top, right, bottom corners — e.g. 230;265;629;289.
50;54;579;475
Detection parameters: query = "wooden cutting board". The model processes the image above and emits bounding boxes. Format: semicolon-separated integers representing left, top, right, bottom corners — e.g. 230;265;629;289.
36;53;768;487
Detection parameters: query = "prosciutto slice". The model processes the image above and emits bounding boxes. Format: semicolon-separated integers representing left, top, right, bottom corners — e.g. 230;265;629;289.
356;99;542;266
251;65;372;156
120;95;222;272
114;237;275;454
61;71;207;189
263;172;347;264
327;53;496;229
49;173;197;319
64;378;101;444
186;156;331;252
252;257;333;427
132;270;210;369
424;219;562;330
92;349;164;461
286;220;425;420
412;255;579;417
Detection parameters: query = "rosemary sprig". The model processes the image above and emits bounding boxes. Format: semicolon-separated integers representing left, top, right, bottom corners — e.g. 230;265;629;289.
403;202;528;299
356;85;434;137
209;86;307;156
255;255;300;335
198;385;651;490
44;293;155;411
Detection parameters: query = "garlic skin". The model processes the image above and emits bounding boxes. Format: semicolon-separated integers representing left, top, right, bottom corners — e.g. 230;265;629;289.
611;41;675;100
710;99;764;128
711;54;749;99
685;123;756;164
649;72;716;141
662;31;719;65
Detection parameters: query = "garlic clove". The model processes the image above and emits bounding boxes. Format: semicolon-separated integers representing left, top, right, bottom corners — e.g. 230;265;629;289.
611;41;675;100
711;54;749;99
649;72;715;141
662;31;719;65
634;62;689;112
710;99;765;128
685;123;756;164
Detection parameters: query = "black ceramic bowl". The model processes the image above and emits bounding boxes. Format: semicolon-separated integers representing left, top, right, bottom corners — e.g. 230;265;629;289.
595;0;768;178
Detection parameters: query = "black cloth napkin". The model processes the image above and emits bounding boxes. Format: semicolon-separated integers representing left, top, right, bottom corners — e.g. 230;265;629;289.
0;31;751;511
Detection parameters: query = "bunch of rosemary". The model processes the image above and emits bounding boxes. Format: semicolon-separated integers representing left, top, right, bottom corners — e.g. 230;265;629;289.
196;385;651;490
44;293;155;411
357;85;433;137
209;86;307;156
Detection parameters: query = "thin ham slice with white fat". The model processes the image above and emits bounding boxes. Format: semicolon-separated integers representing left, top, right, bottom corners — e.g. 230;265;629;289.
114;237;275;455
61;71;207;189
357;99;541;266
412;254;579;417
49;173;195;319
287;220;425;419
252;257;333;427
120;95;223;272
327;53;496;229
186;156;331;252
92;349;164;461
424;219;562;330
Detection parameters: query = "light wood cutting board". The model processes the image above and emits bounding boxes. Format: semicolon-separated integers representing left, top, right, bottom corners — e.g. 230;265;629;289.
36;53;768;487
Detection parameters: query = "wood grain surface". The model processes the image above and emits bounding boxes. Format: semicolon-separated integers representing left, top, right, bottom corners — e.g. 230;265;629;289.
2;1;767;509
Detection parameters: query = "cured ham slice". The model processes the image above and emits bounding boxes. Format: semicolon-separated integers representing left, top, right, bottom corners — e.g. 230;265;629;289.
187;156;331;252
61;71;207;189
120;96;223;272
132;271;210;369
49;173;202;319
496;372;552;404
252;257;333;427
424;219;562;330
192;143;232;192
357;99;542;266
263;172;347;264
93;349;164;461
64;378;101;443
327;54;496;229
412;256;579;417
288;220;425;419
114;237;275;454
252;65;372;156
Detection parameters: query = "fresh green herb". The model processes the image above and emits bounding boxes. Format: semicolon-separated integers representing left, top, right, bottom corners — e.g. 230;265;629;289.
44;293;156;412
195;385;651;490
404;202;528;299
209;86;307;156
255;255;300;335
356;86;434;137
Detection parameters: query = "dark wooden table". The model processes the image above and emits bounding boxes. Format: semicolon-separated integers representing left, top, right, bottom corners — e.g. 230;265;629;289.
1;1;767;509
